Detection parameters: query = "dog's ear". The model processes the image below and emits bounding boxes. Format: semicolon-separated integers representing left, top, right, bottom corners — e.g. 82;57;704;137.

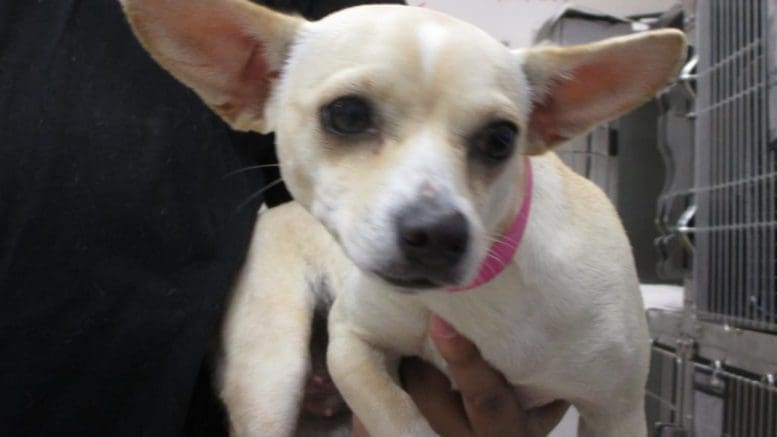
121;0;303;133
520;29;686;154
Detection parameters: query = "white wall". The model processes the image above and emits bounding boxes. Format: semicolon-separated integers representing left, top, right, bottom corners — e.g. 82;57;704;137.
407;0;678;47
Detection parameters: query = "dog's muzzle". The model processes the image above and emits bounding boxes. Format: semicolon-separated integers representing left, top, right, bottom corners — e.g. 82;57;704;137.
376;200;469;289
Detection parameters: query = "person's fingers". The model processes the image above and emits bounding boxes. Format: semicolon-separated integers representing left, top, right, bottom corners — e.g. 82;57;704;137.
429;315;529;436
400;357;472;437
356;316;569;437
351;415;369;437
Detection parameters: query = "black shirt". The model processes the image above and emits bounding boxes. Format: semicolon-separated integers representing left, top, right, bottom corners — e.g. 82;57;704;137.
0;0;401;435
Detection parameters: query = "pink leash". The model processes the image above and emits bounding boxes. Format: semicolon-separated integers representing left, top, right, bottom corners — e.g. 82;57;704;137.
448;156;533;292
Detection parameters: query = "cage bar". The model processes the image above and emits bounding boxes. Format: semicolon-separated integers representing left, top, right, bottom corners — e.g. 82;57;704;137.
694;0;777;332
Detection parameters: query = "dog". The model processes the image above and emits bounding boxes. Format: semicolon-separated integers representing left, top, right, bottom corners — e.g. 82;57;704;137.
121;1;687;435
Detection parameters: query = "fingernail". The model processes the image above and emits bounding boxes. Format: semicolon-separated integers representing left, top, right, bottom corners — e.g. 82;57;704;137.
430;314;458;339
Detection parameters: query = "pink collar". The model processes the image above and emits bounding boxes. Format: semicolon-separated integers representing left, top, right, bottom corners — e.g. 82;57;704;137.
448;156;533;292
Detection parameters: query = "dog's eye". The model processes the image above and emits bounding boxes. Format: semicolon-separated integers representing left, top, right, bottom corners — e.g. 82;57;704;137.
321;97;374;136
473;122;517;163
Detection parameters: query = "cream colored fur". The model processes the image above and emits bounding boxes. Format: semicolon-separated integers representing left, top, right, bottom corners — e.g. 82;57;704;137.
121;2;687;436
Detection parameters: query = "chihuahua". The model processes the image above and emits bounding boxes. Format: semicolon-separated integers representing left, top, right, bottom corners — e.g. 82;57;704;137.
121;1;686;435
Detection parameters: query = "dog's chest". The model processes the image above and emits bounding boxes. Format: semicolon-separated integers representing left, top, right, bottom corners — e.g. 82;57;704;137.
344;269;569;371
336;277;432;357
425;278;569;374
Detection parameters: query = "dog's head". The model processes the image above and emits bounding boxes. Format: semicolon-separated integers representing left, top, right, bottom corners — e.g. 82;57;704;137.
122;0;686;290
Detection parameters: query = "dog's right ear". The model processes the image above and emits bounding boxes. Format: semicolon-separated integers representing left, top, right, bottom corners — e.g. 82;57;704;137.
121;0;303;133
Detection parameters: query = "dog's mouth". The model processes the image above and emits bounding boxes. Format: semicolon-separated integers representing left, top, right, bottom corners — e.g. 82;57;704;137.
372;272;442;290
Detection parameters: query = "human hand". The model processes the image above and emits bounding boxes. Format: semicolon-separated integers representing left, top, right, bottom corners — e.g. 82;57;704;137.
352;314;569;437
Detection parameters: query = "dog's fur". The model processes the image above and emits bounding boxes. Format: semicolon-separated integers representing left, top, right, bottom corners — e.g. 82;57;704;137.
121;1;687;435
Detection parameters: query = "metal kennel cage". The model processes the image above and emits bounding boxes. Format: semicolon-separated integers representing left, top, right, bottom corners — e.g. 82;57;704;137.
644;1;777;435
646;309;777;436
691;361;777;436
646;342;684;436
693;0;776;333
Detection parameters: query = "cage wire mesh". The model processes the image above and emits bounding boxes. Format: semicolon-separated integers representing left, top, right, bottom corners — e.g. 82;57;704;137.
692;361;777;437
694;0;777;332
644;1;777;434
645;344;682;435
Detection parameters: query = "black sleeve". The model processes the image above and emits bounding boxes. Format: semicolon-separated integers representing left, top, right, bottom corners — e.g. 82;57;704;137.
0;0;403;436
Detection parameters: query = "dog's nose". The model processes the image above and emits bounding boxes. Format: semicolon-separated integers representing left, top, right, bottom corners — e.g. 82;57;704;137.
396;204;469;269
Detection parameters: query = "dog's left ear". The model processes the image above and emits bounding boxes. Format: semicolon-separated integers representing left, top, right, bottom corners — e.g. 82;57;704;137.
520;29;687;154
121;0;303;133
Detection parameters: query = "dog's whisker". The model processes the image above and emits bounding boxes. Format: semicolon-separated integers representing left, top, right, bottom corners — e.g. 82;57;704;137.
222;163;281;179
483;258;503;273
236;178;285;211
485;233;521;244
485;250;501;260
484;251;507;269
487;248;510;265
483;236;520;249
481;255;501;277
488;251;504;264
482;240;519;250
